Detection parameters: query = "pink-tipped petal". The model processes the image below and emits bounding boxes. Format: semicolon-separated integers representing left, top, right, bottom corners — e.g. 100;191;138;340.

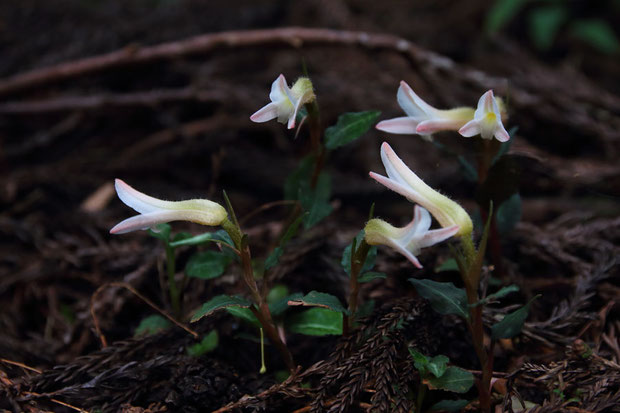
398;81;436;117
413;205;432;234
110;210;183;234
115;179;165;214
416;118;462;134
479;90;495;114
269;74;289;103
250;102;279;123
494;124;510;142
418;225;459;249
458;120;481;138
376;117;420;134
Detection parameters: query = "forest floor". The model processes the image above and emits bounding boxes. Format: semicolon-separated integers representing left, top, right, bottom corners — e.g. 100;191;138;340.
1;1;619;412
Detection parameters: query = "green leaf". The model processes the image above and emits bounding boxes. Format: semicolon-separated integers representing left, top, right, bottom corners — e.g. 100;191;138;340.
485;0;529;34
434;258;460;273
286;307;343;336
284;155;314;201
299;172;332;229
341;230;377;276
491;296;539;340
472;285;520;307
429;399;470;412
427;366;474;394
528;5;568;51
324;111;381;150
288;291;348;314
427;355;450;378
570;19;620;54
148;223;171;244
191;295;252;322
185;250;232;280
409;279;469;319
269;293;303;317
134;314;171;337
267;284;290;304
496;193;522;235
408;348;448;378
357;271;386;283
226;307;260;327
264;247;283;271
187;330;219;356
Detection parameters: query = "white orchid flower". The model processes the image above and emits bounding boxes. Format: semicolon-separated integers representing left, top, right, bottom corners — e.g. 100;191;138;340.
110;179;227;234
365;205;459;268
376;81;474;140
458;90;510;142
370;142;473;237
250;74;315;129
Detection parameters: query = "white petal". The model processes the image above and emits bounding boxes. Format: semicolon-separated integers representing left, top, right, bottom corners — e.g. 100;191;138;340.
110;210;186;234
376;117;420;134
287;91;308;129
269;74;291;103
417;225;459;249
413;205;432;234
397;81;436;118
115;179;167;214
250;102;279;123
458;120;481;138
494;123;510;142
416;118;462;134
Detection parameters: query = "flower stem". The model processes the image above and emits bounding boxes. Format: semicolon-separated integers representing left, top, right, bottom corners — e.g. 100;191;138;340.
165;244;181;318
221;217;296;373
344;238;371;334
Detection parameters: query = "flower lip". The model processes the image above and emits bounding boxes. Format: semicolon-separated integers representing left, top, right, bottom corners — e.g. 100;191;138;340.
458;90;510;142
110;179;227;234
364;205;459;268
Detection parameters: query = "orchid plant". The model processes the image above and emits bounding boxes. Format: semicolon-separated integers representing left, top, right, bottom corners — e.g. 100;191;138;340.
106;71;533;411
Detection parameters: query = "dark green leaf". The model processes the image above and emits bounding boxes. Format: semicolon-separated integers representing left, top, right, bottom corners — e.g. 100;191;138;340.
496;193;522;235
324;111;381;150
286;307;343;336
191;295;252;322
357;271;386;283
299;172;333;229
429;399;470;412
341;230;377;276
148;223;171;244
267;284;290;304
284;155;314;201
172;232;193;243
491;296;539;340
185;251;232;280
187;330;219;356
288;291;348;314
134;315;171;337
434;258;460;273
485;0;529;33
471;285;520;307
409;279;469;319
269;293;303;317
226;307;260;327
570;19;620;54
264;247;283;271
427;355;450;378
355;299;375;319
528;5;568;50
427;366;474;394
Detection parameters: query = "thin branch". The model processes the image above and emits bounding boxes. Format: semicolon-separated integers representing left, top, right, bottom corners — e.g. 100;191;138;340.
0;27;497;97
90;281;198;348
0;88;227;114
0;358;42;374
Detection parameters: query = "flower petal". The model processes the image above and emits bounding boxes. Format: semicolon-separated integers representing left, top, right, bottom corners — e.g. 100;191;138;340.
417;225;460;249
376;117;421;134
250;102;279;123
412;205;432;235
494;123;510;142
458;120;481;138
115;179;167;214
269;74;291;103
110;210;184;234
397;81;437;118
